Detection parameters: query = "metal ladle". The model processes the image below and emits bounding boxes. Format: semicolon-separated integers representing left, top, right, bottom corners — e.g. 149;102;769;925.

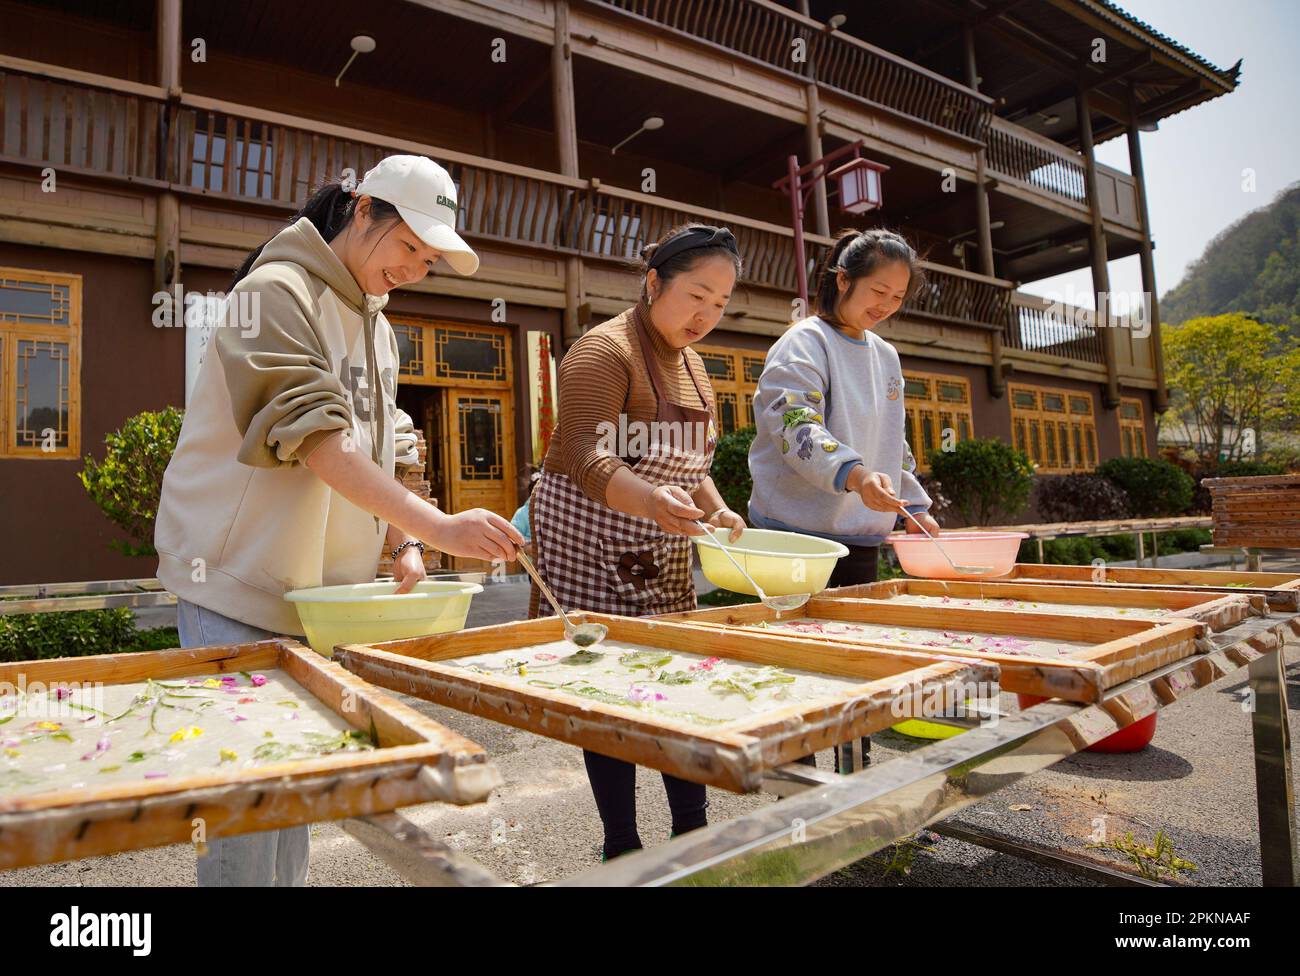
513;545;609;648
695;522;810;613
897;507;993;576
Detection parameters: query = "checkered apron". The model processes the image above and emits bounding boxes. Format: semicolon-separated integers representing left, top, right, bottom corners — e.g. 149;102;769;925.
530;306;717;618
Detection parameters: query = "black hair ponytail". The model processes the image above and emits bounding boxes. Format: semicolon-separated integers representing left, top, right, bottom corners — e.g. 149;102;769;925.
812;228;924;323
228;179;400;288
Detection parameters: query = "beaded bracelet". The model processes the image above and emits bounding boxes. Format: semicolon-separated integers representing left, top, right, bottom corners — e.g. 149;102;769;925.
390;540;426;560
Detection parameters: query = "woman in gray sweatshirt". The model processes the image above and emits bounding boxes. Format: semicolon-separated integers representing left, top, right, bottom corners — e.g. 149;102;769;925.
748;229;940;590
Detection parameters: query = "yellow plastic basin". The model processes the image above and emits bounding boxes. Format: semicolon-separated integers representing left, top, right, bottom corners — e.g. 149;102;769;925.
693;527;848;597
890;718;967;740
283;580;483;657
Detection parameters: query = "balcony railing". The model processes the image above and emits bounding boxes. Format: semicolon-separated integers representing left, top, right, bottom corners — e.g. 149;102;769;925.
2;61;1017;336
987;117;1142;229
591;0;993;142
1008;292;1106;364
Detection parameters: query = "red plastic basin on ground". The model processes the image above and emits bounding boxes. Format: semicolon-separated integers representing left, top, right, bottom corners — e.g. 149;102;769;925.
1016;694;1157;753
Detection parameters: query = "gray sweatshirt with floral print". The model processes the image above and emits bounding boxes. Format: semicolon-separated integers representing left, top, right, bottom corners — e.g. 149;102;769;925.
747;316;930;546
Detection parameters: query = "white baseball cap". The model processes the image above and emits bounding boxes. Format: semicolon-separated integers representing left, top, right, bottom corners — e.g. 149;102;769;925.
354;155;479;276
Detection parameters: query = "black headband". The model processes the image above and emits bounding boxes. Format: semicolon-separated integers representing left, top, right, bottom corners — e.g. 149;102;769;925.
645;225;739;271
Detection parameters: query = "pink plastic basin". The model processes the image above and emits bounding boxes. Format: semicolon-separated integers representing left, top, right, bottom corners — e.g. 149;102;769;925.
885;531;1027;579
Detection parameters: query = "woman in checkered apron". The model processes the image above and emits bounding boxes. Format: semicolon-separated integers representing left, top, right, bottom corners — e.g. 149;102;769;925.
530;224;747;861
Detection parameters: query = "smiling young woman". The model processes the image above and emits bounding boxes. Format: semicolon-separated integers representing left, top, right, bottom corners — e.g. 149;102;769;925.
154;155;523;887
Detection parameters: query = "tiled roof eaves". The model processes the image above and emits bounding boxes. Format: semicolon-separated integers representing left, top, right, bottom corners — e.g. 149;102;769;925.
1068;0;1240;91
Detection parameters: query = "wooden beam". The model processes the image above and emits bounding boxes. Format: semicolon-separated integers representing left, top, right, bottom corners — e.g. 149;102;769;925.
1076;88;1119;409
984;19;1132;122
551;0;584;349
1080;48;1153;92
1126;85;1167;413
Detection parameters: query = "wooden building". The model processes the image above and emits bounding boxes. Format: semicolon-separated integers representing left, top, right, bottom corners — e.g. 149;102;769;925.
0;0;1239;582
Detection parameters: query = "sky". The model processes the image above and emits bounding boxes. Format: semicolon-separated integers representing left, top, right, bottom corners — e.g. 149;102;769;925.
1017;0;1300;309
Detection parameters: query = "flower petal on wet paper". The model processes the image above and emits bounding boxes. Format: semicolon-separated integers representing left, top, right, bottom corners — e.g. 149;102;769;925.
250;675;268;687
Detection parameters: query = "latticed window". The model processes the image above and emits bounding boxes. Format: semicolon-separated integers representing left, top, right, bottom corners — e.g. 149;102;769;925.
0;268;80;459
1119;397;1148;458
457;397;504;480
1009;383;1098;474
903;371;972;471
695;344;764;437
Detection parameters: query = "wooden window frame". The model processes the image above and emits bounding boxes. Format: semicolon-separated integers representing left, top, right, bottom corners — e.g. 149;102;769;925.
385;317;512;391
1009;382;1098;474
695;343;762;437
0;267;82;460
1119;396;1148;459
903;370;973;472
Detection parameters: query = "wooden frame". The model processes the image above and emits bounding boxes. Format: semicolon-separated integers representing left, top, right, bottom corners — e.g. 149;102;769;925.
0;266;82;460
1204;473;1300;548
1119;395;1148;458
998;563;1300;611
0;639;498;870
903;370;974;472
334;614;997;794
656;597;1207;703
818;579;1260;631
1009;382;1098;474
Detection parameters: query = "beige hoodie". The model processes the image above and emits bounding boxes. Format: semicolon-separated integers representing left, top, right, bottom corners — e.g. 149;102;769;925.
155;217;418;634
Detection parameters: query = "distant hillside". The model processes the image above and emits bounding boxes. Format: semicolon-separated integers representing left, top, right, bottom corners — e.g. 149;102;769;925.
1161;182;1300;333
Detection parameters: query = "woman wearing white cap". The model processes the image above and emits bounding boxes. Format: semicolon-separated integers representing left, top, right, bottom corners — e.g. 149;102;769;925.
155;154;524;886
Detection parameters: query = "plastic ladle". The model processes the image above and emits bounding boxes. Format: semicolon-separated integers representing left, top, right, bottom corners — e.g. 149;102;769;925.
695;522;810;613
897;507;993;576
513;545;609;648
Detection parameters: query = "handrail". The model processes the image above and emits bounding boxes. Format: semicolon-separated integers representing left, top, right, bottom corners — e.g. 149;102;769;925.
587;0;993;142
2;60;1015;328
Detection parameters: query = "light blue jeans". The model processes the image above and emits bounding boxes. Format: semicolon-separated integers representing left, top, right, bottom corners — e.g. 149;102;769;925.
176;598;311;887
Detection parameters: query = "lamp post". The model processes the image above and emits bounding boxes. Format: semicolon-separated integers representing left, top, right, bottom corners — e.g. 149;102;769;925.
773;140;889;304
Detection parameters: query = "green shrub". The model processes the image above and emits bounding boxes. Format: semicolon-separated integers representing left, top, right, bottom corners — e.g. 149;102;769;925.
696;588;760;607
0;609;138;662
1035;473;1130;523
709;425;756;523
1097;456;1194;517
79;406;185;557
120;626;181;653
1018;528;1211;566
928;439;1034;526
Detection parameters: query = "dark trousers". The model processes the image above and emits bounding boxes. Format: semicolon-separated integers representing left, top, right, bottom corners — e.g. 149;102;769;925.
797;544;880;771
583;750;709;859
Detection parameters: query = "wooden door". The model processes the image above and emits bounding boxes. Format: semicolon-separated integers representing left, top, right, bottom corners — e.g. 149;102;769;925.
442;388;517;525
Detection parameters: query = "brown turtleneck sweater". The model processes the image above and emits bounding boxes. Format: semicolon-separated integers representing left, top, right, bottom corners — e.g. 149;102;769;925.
544;304;714;503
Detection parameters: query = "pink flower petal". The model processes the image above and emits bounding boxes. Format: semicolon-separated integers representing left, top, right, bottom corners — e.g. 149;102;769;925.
143;771;168;779
250;675;268;687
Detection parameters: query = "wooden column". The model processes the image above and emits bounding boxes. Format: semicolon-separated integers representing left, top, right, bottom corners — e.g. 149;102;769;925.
1126;89;1168;413
799;0;829;236
552;0;584;348
1076;88;1121;409
965;24;1004;397
154;0;181;299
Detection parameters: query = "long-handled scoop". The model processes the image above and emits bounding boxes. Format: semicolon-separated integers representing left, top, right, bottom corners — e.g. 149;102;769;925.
514;545;609;648
695;522;809;613
897;508;993;576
